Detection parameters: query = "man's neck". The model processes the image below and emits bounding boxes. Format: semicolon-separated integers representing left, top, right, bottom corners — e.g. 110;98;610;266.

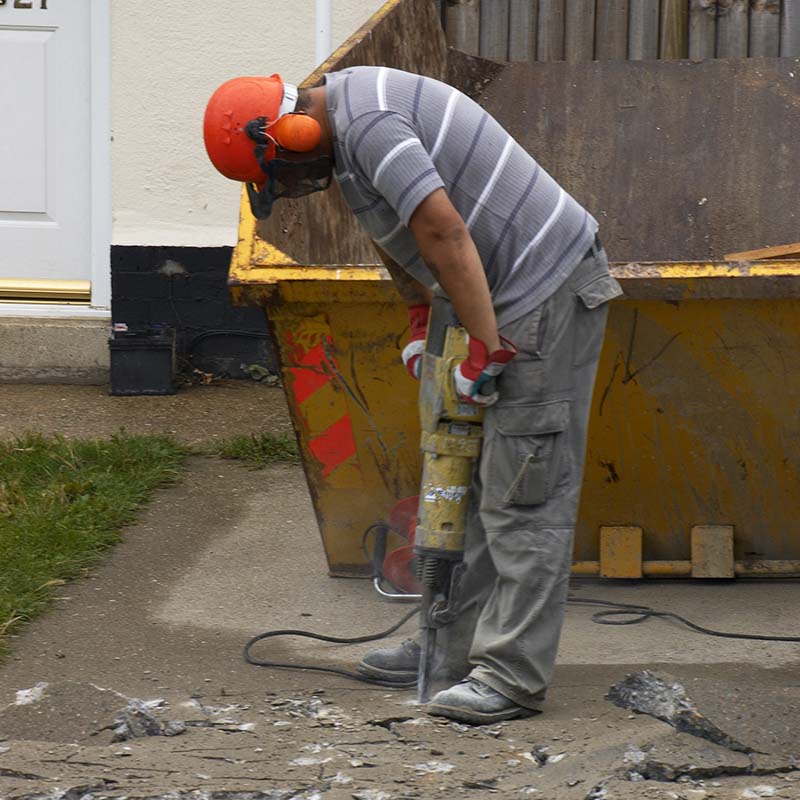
306;86;334;157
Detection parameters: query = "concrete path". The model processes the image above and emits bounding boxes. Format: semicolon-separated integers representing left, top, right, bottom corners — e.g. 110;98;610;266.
1;383;799;799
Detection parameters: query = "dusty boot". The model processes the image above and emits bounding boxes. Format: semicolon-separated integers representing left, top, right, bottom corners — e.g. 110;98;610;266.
427;678;537;725
358;639;420;683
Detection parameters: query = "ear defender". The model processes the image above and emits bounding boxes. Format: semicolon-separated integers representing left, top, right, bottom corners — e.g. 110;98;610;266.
270;113;322;153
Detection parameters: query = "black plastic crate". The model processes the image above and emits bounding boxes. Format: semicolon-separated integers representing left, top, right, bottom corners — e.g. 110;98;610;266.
109;326;176;396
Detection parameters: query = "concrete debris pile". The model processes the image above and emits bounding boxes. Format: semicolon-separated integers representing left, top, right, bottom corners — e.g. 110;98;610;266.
1;677;798;799
180;698;257;732
16;791;326;800
267;692;351;730
110;699;186;742
0;682;265;748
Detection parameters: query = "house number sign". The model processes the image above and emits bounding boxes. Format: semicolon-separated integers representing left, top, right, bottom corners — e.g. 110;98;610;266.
0;1;50;8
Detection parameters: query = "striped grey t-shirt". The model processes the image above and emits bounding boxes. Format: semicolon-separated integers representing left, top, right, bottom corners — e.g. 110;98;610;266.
324;66;598;327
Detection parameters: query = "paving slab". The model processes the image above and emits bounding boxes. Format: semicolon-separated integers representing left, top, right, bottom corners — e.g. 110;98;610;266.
0;384;798;799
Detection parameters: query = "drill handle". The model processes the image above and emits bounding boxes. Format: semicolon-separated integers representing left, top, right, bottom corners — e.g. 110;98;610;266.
478;377;497;398
424;296;460;359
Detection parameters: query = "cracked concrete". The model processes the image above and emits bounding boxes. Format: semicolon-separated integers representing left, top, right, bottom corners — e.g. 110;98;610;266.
607;671;756;754
1;383;800;799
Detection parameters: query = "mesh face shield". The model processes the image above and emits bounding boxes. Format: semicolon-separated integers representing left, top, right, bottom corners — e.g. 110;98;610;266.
244;116;332;220
246;155;333;220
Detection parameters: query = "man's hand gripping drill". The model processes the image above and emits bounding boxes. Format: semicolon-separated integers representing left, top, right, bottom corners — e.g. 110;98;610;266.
409;298;517;704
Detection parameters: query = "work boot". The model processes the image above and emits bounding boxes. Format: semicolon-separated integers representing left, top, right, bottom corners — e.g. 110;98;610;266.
357;639;420;684
427;678;537;725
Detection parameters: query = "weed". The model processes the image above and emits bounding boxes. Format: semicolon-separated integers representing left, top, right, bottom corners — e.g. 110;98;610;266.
204;432;299;468
0;432;184;654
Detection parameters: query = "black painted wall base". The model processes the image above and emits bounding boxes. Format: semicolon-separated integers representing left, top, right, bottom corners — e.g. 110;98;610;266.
111;245;276;380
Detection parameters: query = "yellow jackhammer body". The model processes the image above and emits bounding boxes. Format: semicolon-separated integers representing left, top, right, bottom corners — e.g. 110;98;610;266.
414;298;489;704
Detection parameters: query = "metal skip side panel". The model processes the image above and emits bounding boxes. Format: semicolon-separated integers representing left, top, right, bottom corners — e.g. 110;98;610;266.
269;292;423;575
579;297;800;563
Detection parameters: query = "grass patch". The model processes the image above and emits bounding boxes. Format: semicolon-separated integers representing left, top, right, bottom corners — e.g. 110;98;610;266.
0;432;185;652
205;432;299;467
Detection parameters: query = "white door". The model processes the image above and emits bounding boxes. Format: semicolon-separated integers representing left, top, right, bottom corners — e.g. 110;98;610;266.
0;0;91;282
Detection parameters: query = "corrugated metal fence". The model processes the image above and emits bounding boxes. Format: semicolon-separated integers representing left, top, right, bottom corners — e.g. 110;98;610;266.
437;0;800;61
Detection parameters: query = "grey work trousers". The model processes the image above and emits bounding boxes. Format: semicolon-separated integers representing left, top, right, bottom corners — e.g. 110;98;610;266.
437;244;622;710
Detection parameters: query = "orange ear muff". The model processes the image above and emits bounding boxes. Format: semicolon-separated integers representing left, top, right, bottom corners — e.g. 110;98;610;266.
270;113;321;153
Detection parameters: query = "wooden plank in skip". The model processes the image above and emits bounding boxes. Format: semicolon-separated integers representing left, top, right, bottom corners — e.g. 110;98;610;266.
724;242;800;261
689;0;718;59
446;0;481;55
660;0;689;58
480;0;511;61
783;0;800;56
537;0;566;61
509;0;538;62
629;0;660;60
716;0;749;58
595;0;629;61
749;0;780;57
565;0;594;62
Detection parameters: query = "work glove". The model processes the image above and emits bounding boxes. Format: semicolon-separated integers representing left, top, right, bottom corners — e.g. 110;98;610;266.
400;304;430;379
453;334;518;406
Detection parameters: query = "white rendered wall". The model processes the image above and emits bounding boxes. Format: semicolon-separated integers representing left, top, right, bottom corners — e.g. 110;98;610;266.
111;1;385;248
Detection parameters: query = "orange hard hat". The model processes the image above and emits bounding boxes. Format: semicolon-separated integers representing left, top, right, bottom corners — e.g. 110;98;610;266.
203;74;301;184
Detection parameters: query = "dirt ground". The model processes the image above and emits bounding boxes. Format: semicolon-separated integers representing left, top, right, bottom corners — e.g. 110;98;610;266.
1;382;799;800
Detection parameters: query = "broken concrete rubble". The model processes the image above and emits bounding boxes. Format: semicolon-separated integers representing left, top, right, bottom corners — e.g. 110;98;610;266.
2;665;800;799
607;671;800;786
110;701;187;742
16;792;326;800
607;670;754;753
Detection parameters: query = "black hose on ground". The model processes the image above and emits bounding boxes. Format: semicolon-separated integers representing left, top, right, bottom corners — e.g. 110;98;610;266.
242;594;800;686
242;605;419;687
566;596;800;642
243;527;800;685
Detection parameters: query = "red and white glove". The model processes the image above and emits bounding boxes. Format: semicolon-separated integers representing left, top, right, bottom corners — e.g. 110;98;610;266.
401;304;430;380
453;335;518;406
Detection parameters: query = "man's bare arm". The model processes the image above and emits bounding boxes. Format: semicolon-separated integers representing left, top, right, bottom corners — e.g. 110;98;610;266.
408;188;500;351
373;244;433;306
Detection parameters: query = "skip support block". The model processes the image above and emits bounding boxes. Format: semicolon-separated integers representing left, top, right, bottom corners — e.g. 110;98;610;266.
600;526;643;578
691;525;734;578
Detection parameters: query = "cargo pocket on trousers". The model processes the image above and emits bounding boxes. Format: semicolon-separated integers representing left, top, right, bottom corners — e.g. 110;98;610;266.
494;401;571;507
573;272;623;367
575;272;623;310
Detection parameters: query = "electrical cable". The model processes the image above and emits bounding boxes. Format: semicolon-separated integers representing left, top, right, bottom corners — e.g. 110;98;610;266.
244;595;800;686
566;595;800;642
243;604;419;687
360;522;390;563
361;522;414;596
243;528;800;686
243;594;800;687
186;329;270;353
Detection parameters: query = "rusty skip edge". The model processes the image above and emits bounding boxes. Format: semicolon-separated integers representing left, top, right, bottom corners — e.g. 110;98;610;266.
331;559;800;580
573;560;800;577
228;259;800;306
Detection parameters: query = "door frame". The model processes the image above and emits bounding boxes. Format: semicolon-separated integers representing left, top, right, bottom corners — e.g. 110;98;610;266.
0;0;110;320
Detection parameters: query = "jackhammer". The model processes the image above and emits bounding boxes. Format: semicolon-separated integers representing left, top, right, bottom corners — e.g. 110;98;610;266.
414;297;491;704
